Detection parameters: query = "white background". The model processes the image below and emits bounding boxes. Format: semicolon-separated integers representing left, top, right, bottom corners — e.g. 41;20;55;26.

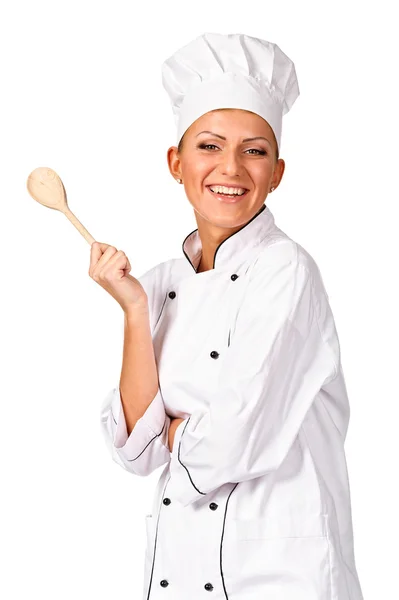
1;1;397;598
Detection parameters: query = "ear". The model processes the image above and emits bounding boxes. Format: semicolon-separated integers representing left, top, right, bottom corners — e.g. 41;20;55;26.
167;146;182;180
272;158;285;189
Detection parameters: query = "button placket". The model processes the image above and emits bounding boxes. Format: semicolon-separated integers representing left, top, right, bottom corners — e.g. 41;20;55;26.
154;269;258;595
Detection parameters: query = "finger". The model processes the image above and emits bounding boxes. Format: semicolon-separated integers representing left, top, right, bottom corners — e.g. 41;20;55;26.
101;250;127;279
89;242;109;271
90;244;118;276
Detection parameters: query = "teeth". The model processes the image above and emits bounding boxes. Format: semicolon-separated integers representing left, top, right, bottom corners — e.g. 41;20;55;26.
209;185;246;195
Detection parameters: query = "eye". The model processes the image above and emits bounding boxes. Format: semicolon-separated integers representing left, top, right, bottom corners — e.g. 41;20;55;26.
245;148;267;155
198;143;219;150
198;143;266;155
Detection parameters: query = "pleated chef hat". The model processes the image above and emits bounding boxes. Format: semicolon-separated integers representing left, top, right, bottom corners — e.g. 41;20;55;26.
161;32;300;152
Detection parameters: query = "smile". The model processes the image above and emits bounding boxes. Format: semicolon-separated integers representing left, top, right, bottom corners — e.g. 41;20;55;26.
206;185;249;203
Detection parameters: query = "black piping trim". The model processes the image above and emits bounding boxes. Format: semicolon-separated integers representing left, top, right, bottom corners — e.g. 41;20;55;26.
181;203;267;272
154;291;168;331
125;418;168;462
220;483;239;598
177;416;206;496
145;477;240;598
213;203;266;268
112;409;168;462
182;227;200;273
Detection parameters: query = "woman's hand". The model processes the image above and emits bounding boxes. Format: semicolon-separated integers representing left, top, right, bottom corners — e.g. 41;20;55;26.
168;418;185;452
89;241;148;313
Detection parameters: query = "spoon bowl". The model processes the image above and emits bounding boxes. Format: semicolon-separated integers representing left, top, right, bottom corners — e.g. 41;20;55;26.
26;167;95;245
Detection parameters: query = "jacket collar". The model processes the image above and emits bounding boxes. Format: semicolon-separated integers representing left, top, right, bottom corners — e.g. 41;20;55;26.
182;203;276;272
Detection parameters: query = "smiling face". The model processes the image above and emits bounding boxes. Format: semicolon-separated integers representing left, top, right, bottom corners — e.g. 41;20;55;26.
167;108;285;230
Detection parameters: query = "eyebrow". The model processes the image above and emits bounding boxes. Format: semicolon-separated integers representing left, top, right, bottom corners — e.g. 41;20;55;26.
195;130;272;147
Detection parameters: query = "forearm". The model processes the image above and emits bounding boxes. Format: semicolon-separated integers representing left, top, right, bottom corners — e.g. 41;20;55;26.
119;304;160;436
168;418;185;452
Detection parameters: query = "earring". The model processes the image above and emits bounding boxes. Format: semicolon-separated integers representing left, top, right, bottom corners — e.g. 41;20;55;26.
176;178;182;183
270;186;275;192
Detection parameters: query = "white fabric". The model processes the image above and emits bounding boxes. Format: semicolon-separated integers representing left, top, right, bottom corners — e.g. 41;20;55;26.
100;204;364;600
161;32;300;151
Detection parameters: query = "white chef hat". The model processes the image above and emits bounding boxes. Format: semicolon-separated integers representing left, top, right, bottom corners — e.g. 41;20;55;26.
161;32;300;153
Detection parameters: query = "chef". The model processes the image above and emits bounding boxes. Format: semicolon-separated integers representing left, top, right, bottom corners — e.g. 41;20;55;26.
99;32;364;600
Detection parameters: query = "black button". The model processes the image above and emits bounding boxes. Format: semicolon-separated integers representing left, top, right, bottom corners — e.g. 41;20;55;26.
231;274;238;281
209;502;218;511
210;351;219;359
168;291;176;299
204;582;214;591
160;579;169;587
163;498;171;505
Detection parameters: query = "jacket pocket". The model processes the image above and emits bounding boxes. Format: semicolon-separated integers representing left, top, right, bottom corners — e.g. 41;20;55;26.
229;514;333;599
233;512;329;540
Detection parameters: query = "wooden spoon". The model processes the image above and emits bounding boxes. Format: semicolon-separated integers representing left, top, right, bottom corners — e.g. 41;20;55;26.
26;167;95;245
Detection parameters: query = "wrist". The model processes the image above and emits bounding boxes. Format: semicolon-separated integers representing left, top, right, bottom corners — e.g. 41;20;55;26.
124;302;149;323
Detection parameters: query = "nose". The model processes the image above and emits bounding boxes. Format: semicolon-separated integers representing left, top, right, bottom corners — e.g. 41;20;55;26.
218;147;243;177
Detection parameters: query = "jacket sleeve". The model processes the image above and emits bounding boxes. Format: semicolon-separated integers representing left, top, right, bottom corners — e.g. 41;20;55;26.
169;245;338;506
100;263;172;477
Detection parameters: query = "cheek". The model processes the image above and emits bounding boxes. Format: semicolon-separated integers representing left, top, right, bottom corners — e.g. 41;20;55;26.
196;155;216;170
250;163;272;186
185;158;214;181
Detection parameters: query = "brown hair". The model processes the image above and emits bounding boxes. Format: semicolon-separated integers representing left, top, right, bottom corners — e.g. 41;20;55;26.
177;109;279;162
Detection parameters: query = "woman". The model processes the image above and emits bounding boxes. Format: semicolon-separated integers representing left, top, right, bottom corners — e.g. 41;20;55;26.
94;33;364;600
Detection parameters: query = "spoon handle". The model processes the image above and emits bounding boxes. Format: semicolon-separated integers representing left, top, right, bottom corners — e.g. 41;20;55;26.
63;207;96;245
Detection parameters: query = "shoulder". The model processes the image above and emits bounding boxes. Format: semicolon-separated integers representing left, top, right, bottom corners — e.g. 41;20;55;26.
252;238;337;347
250;238;332;310
252;238;320;278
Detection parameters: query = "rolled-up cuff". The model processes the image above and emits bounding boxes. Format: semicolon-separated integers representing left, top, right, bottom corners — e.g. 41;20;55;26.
110;386;171;459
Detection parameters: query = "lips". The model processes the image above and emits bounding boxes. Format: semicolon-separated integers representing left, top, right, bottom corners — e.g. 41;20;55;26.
206;185;249;192
206;186;249;195
206;185;249;203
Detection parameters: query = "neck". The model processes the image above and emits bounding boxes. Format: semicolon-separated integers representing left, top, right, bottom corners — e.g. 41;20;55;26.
194;214;231;273
197;253;212;273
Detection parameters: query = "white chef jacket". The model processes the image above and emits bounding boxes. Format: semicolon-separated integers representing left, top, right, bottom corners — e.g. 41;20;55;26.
100;203;364;600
